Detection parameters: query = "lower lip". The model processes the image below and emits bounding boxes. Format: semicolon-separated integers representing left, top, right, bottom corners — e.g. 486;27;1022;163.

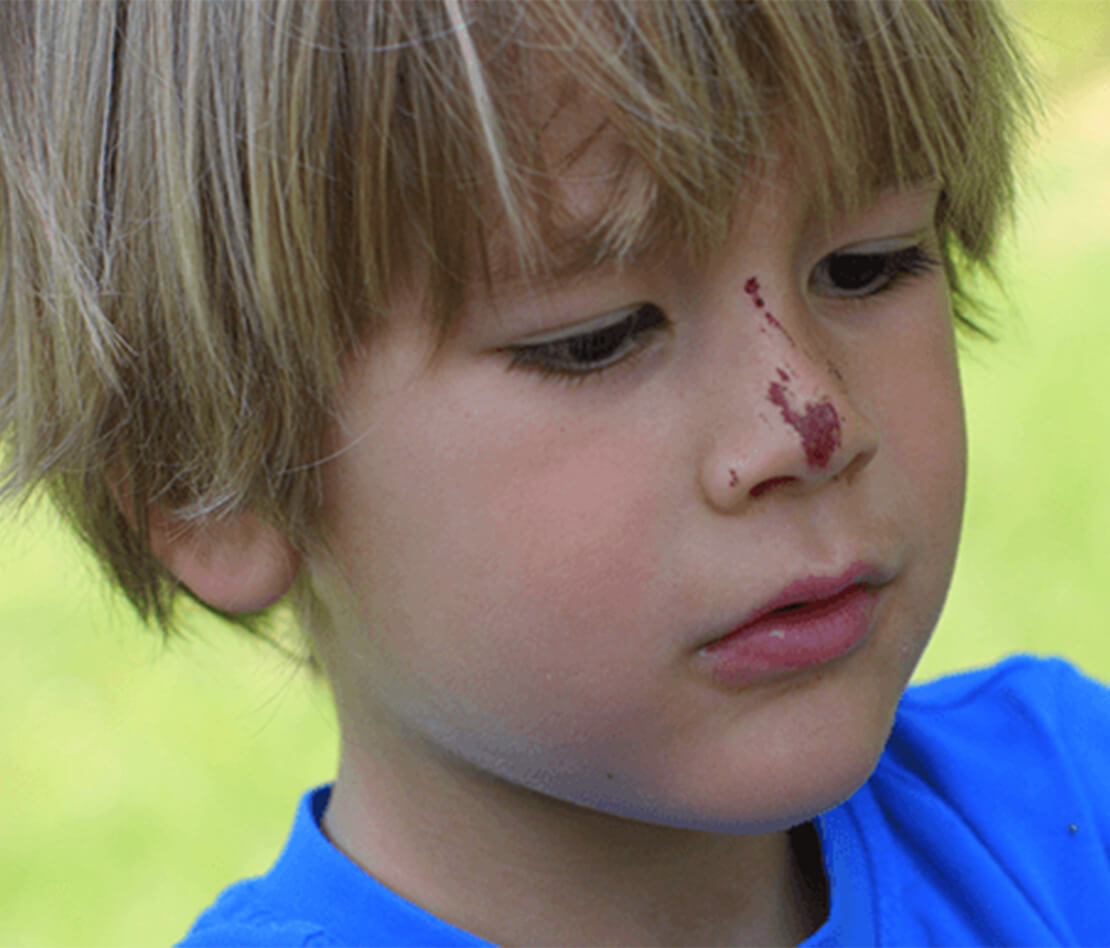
698;584;878;688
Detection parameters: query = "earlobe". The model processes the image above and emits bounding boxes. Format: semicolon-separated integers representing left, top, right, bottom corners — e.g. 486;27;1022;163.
147;508;300;614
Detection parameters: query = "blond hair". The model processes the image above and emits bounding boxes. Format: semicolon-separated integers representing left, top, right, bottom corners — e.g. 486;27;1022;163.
0;0;1037;644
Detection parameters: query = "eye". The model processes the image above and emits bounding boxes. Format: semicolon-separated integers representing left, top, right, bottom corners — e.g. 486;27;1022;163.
811;244;940;299
503;304;669;381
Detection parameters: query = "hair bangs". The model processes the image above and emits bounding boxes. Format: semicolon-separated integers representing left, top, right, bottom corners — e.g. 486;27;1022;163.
387;0;1033;351
0;0;1036;643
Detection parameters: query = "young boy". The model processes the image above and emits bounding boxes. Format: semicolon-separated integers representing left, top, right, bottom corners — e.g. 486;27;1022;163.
2;1;1108;944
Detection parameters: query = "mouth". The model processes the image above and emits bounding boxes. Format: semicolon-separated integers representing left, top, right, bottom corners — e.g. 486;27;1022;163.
710;561;884;641
696;561;890;687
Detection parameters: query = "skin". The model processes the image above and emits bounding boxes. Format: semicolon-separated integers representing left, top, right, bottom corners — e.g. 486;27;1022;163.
153;111;966;943
300;161;967;943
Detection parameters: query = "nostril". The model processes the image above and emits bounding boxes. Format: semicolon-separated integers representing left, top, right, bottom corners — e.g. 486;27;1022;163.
750;475;798;499
833;448;874;486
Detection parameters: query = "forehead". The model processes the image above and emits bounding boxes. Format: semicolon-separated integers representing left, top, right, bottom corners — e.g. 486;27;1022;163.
476;88;842;296
475;76;773;299
479;86;661;285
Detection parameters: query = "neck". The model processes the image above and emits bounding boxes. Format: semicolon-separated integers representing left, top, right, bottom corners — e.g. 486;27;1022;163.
323;732;828;947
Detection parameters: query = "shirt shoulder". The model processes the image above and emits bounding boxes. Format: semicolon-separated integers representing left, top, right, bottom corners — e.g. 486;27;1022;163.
864;655;1110;944
177;885;336;947
892;654;1110;807
177;785;492;948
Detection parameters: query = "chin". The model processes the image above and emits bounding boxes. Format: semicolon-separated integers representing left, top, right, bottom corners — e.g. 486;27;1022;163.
586;714;894;837
689;666;907;833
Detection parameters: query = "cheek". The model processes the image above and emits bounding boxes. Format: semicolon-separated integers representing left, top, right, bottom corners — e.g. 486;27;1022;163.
895;325;966;521
442;423;683;695
854;287;966;511
325;414;706;807
864;306;967;631
322;394;681;726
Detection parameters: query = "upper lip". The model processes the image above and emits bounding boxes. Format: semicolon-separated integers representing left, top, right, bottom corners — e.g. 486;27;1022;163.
701;560;890;649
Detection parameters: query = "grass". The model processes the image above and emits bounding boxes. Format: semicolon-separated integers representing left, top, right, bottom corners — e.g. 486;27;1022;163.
0;508;337;945
2;4;1109;944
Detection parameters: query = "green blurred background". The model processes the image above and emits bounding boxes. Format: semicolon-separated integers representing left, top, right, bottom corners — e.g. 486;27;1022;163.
2;3;1109;944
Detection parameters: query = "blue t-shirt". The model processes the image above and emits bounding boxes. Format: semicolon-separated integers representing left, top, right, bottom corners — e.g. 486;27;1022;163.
179;656;1110;946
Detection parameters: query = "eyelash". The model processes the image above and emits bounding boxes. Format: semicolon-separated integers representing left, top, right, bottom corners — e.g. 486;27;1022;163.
503;244;939;383
504;303;669;385
811;244;940;300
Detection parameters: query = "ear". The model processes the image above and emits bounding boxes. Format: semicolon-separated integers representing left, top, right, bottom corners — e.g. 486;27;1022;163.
147;508;300;614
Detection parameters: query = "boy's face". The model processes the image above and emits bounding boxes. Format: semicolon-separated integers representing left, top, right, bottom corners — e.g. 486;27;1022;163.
316;142;965;833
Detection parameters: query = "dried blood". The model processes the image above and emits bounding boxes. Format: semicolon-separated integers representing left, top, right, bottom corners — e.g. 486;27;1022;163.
763;310;795;348
767;381;841;469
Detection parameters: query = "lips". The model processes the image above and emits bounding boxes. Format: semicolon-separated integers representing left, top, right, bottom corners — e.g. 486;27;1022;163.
703;561;881;649
695;561;888;687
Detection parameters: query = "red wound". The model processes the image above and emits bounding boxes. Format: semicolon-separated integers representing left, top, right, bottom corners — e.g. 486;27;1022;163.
767;381;842;470
763;310;795;348
745;277;769;310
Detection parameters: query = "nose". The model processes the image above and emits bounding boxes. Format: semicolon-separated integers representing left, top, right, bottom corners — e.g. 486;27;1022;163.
698;293;879;512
